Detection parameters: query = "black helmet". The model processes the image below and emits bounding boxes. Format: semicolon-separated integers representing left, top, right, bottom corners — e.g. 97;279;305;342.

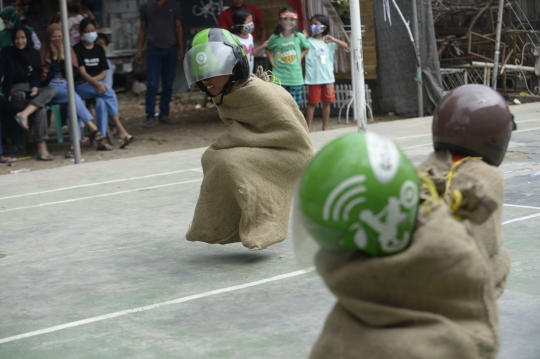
432;84;513;167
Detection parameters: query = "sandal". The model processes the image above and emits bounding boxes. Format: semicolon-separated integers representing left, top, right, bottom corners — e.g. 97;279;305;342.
0;156;16;163
88;129;105;143
37;152;54;161
64;151;74;159
15;116;29;132
96;143;113;151
119;135;136;149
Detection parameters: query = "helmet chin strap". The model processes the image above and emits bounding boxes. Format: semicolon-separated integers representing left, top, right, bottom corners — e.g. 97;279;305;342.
196;77;237;106
214;78;236;106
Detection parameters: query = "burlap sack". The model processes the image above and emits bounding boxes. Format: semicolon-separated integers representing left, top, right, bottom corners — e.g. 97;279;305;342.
186;75;314;250
310;200;500;359
417;150;511;298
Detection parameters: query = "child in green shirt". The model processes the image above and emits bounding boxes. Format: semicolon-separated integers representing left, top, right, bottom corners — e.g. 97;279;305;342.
266;7;309;108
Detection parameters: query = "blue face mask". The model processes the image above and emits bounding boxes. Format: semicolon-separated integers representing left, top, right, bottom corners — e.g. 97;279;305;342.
82;31;98;43
311;24;326;35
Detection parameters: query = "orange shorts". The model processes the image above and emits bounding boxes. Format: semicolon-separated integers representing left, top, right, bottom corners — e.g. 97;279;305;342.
308;84;336;104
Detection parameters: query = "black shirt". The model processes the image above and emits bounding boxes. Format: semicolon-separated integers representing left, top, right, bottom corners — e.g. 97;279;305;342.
140;0;182;49
73;42;109;79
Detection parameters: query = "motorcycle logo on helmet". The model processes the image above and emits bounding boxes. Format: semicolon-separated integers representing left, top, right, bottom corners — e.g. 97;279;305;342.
297;132;419;256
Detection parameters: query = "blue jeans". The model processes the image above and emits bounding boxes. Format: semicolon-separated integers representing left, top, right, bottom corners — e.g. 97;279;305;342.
146;45;177;119
50;82;93;123
76;81;119;136
50;81;93;140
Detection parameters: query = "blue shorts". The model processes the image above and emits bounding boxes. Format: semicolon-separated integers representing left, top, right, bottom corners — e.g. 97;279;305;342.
282;85;303;108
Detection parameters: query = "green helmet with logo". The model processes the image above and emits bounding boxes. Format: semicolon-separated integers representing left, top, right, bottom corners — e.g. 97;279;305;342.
297;132;419;256
184;28;250;90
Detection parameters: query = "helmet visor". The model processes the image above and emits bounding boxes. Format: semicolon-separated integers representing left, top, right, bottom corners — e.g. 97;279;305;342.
184;42;237;86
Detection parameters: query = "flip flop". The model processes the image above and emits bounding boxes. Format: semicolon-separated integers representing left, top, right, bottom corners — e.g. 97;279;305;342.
15;116;29;132
64;151;74;159
37;152;54;161
0;156;16;163
119;135;136;149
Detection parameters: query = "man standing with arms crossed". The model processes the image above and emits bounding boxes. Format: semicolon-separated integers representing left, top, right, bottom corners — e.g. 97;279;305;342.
135;0;184;129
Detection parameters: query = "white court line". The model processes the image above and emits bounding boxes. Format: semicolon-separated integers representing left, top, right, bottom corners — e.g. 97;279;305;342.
393;133;430;140
0;268;314;345
0;202;539;344
0;179;202;214
504;203;540;210
0;241;176;267
502;212;540;225
514;126;540;134
402;143;432;149
0;168;202;201
399;124;540;150
389;119;539;142
517;119;540;124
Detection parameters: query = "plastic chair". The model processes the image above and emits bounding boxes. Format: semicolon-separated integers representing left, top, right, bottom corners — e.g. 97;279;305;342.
47;104;64;143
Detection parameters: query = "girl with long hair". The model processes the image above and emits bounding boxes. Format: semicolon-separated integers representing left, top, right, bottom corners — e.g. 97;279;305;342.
0;24;57;160
41;23;110;157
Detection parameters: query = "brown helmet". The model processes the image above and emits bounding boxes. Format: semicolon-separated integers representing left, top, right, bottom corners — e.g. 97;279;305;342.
432;84;513;167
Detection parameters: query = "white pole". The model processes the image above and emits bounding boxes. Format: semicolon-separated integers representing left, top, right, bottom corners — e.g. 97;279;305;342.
492;0;505;89
411;0;423;117
59;0;82;163
350;44;358;121
349;0;367;131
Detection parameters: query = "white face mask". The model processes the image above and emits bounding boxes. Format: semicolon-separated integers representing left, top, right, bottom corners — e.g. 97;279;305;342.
241;22;254;34
82;31;98;43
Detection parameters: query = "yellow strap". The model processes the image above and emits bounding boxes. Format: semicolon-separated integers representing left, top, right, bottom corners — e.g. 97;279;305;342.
418;171;441;214
443;156;481;215
266;70;282;86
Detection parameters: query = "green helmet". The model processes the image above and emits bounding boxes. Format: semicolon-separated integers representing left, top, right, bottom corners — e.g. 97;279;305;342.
297;132;419;256
184;28;250;88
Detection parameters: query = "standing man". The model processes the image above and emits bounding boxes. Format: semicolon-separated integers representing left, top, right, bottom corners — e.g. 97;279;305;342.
217;0;266;43
135;0;184;129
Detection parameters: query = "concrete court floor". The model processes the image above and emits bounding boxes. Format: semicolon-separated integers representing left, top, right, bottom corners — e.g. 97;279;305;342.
0;102;539;359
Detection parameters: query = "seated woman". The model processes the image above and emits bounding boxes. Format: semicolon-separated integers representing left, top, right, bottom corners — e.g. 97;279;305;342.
0;24;56;161
40;23;111;156
0;6;41;50
73;19;134;148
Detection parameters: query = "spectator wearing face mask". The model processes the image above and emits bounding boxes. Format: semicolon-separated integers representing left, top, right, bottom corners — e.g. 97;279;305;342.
218;0;266;43
266;7;310;108
73;18;135;149
229;9;268;74
0;6;41;50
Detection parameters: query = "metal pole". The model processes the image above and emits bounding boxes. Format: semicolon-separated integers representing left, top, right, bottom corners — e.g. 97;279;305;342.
349;38;358;121
411;0;423;117
349;0;367;131
492;0;505;89
59;0;82;163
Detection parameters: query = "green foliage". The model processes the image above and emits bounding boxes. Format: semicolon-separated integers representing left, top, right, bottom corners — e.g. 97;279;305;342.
331;0;350;19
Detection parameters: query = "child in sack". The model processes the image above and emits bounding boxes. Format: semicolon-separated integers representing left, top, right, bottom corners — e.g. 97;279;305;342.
304;14;348;131
183;28;313;250
417;84;514;299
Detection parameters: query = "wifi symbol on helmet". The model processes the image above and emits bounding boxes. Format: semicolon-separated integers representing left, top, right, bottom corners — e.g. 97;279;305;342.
323;175;367;222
